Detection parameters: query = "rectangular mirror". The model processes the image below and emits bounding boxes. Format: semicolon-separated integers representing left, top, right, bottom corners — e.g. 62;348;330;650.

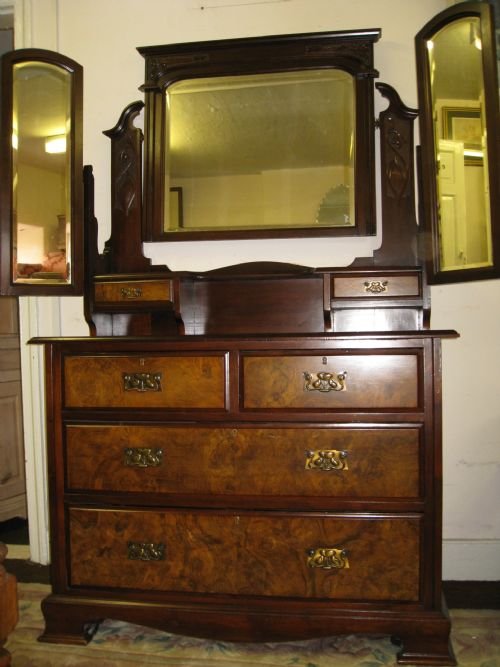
0;49;83;295
165;69;355;234
139;30;380;242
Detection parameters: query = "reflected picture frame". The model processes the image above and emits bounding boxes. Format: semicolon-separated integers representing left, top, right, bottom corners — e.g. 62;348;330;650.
169;187;183;230
442;106;483;165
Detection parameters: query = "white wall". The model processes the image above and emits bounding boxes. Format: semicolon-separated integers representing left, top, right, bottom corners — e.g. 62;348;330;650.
19;0;500;579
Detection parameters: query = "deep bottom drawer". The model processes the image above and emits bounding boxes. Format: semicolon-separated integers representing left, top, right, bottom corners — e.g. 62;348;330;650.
69;508;421;602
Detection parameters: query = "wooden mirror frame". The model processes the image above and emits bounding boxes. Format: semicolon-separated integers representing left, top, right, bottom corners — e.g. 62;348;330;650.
138;29;380;242
415;2;500;284
0;48;83;295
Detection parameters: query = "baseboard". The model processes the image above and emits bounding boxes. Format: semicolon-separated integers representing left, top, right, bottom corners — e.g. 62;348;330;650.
443;580;500;609
4;560;499;609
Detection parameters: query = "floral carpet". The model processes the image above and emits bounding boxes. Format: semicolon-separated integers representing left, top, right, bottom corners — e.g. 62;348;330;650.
6;584;500;666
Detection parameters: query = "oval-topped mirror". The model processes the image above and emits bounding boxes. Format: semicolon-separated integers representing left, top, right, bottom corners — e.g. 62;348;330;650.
0;48;83;295
416;2;500;283
139;29;380;242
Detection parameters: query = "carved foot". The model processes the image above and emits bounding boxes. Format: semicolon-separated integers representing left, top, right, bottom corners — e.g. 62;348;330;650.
38;595;101;645
392;634;456;666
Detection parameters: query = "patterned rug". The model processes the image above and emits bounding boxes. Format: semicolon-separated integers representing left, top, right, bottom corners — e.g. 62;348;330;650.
6;584;500;666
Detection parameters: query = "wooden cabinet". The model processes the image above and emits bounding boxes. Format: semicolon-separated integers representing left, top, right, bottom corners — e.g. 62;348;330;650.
0;297;26;522
33;332;456;663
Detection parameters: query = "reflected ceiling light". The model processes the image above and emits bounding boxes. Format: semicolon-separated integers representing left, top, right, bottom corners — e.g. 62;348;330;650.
426;40;434;51
12;132;18;150
470;22;482;50
45;134;66;154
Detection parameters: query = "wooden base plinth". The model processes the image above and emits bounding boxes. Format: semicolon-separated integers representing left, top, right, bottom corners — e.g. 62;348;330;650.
38;593;456;665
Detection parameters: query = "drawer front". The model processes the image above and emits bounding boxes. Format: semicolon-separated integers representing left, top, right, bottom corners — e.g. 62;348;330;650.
64;355;226;409
94;280;172;303
69;508;421;602
332;274;420;298
243;354;419;410
66;425;420;498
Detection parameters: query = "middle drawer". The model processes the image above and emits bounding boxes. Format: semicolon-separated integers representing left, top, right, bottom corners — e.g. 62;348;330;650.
65;425;421;499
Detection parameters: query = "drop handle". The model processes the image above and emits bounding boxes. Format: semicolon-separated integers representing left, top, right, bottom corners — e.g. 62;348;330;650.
307;547;349;570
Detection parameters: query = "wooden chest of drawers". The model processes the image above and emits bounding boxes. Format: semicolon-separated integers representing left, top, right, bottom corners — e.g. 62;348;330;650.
33;332;456;663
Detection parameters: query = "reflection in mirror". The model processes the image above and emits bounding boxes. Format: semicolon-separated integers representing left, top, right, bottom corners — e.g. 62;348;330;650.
0;49;83;295
13;61;71;283
165;70;355;235
429;17;491;271
416;3;500;283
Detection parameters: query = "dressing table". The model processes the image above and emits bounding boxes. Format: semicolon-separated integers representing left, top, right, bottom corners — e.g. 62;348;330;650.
26;27;462;666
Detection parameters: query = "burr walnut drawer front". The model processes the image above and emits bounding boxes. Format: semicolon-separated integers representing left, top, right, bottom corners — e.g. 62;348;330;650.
68;508;421;602
242;353;419;410
63;354;226;409
65;424;420;498
331;274;421;299
94;279;173;304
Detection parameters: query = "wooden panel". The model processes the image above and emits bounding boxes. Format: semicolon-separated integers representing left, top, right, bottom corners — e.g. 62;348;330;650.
332;275;420;298
0;382;26;519
94;280;172;303
64;354;226;409
65;425;420;498
243;354;419;410
69;508;421;601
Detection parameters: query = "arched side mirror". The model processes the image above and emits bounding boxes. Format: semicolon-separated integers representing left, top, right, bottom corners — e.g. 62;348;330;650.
0;49;83;295
416;2;500;283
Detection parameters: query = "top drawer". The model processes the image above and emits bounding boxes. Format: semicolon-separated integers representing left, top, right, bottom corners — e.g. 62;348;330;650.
94;279;172;304
64;354;226;409
332;273;421;299
243;353;419;410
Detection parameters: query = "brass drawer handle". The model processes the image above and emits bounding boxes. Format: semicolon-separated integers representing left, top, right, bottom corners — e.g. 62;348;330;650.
304;371;347;393
305;449;348;471
120;287;143;299
363;280;388;294
307;547;349;570
123;372;162;392
124;447;163;468
127;541;165;561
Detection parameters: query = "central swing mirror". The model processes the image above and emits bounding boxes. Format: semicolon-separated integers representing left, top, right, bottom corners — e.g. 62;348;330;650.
139;30;380;242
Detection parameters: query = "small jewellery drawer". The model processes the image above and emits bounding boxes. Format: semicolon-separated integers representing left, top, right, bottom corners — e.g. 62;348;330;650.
65;425;420;499
331;274;421;298
69;508;421;602
243;353;419;410
64;355;226;409
94;279;173;304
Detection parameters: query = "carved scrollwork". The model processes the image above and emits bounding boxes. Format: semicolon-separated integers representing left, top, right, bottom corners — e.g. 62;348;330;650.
305;449;348;471
124;447;163;468
303;371;347;393
127;541;165;561
307;547;349;570
123;372;162;392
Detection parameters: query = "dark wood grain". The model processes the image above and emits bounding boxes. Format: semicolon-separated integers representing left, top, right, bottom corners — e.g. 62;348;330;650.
69;507;421;601
64;354;226;408
65;424;421;498
243;353;419;409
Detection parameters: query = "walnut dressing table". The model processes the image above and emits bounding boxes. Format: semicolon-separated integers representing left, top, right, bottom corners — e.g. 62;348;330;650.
30;30;458;666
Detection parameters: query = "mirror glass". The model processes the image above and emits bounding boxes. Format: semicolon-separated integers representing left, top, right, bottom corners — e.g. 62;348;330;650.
416;3;500;283
12;61;72;283
0;49;83;295
428;17;492;272
164;69;355;234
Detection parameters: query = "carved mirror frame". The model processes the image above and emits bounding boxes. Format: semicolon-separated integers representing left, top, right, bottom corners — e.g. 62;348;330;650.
0;48;83;295
416;2;500;284
138;29;380;242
